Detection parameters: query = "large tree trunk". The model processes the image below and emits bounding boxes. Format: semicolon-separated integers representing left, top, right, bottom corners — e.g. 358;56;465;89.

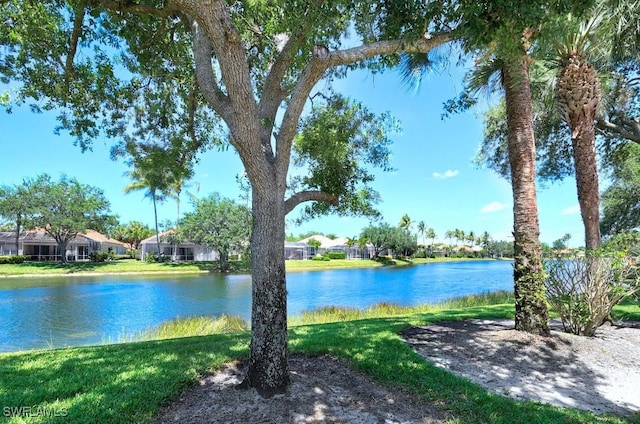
246;185;289;396
503;55;551;336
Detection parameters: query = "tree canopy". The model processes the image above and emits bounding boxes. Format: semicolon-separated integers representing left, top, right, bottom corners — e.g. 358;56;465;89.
178;193;251;268
0;0;456;394
111;221;155;251
0;180;35;253
29;174;116;263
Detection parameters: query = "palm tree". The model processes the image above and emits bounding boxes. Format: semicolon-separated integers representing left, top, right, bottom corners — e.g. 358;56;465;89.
480;231;491;251
345;236;358;260
478;3;640;250
426;227;437;255
124;164;170;260
167;176;199;260
417;220;427;246
551;13;605;249
551;1;640;249
445;230;454;249
399;2;575;335
398;214;413;233
501;50;550;334
453;228;465;248
467;230;476;247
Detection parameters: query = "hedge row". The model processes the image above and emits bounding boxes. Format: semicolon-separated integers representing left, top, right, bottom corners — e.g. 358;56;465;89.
0;255;30;264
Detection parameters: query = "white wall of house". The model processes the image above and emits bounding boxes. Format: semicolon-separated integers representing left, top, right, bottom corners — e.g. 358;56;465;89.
140;240;219;261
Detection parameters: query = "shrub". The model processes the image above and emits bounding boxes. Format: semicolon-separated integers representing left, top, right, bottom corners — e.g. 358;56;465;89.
145;252;158;263
545;249;640;336
373;256;396;266
89;250;113;262
324;251;346;260
0;255;29;264
126;249;140;259
311;255;330;261
413;248;428;258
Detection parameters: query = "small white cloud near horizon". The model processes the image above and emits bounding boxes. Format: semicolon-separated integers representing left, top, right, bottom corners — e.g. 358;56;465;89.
480;201;506;213
432;169;459;179
561;204;581;215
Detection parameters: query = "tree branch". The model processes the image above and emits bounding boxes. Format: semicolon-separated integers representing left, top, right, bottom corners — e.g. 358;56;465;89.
192;21;231;121
596;116;640;144
275;32;452;186
284;190;338;215
187;82;202;149
89;1;176;18
175;0;265;172
65;2;85;79
258;31;306;146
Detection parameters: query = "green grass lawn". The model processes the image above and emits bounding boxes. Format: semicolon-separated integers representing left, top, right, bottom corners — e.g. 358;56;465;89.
1;295;637;424
0;259;219;277
0;256;492;278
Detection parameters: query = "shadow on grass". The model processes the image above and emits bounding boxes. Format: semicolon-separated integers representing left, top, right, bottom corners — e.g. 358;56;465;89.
0;333;249;423
2;303;632;423
9;261;121;273
290;305;625;424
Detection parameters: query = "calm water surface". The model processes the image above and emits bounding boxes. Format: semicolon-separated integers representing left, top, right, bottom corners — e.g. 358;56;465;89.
0;260;513;352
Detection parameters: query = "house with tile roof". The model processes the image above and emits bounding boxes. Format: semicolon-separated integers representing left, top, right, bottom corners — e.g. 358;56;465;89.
139;231;220;261
298;234;374;259
0;229;127;261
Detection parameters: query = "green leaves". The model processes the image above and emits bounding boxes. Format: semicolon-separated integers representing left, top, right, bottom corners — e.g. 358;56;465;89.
360;223;417;258
110;221;154;251
291;94;398;221
601;143;640;235
178;194;251;265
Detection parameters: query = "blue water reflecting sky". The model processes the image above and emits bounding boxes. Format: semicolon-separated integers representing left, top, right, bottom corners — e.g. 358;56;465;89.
0;260;513;352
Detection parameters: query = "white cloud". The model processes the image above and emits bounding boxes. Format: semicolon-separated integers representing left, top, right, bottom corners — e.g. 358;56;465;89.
561;204;581;215
432;169;459;179
480;201;506;213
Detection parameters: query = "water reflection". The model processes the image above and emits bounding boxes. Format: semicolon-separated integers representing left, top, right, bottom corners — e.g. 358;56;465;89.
0;261;512;351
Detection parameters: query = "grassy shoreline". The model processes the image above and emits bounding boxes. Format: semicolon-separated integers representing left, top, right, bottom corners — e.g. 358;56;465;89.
1;293;636;424
0;256;496;279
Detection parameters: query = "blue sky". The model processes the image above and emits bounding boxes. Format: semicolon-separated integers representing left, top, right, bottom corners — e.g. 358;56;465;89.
0;64;585;246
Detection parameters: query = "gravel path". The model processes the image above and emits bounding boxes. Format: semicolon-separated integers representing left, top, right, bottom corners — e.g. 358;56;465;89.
154;319;640;422
403;319;640;417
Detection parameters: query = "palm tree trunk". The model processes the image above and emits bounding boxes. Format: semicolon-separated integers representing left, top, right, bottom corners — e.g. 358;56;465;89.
152;192;161;261
572;124;601;249
503;54;550;336
557;55;602;250
174;196;180;261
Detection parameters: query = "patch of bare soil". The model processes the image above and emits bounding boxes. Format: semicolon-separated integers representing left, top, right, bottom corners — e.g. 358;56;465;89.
403;319;640;417
154;355;445;423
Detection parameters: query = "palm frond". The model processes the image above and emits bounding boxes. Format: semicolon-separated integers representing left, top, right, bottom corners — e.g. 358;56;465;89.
396;43;451;93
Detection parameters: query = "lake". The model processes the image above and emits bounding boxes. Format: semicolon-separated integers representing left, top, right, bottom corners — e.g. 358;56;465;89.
0;260;513;352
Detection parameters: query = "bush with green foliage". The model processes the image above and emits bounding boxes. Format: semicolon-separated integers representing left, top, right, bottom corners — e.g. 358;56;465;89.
0;255;29;264
311;255;330;261
324;251;346;260
89;250;114;262
545;249;640;336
